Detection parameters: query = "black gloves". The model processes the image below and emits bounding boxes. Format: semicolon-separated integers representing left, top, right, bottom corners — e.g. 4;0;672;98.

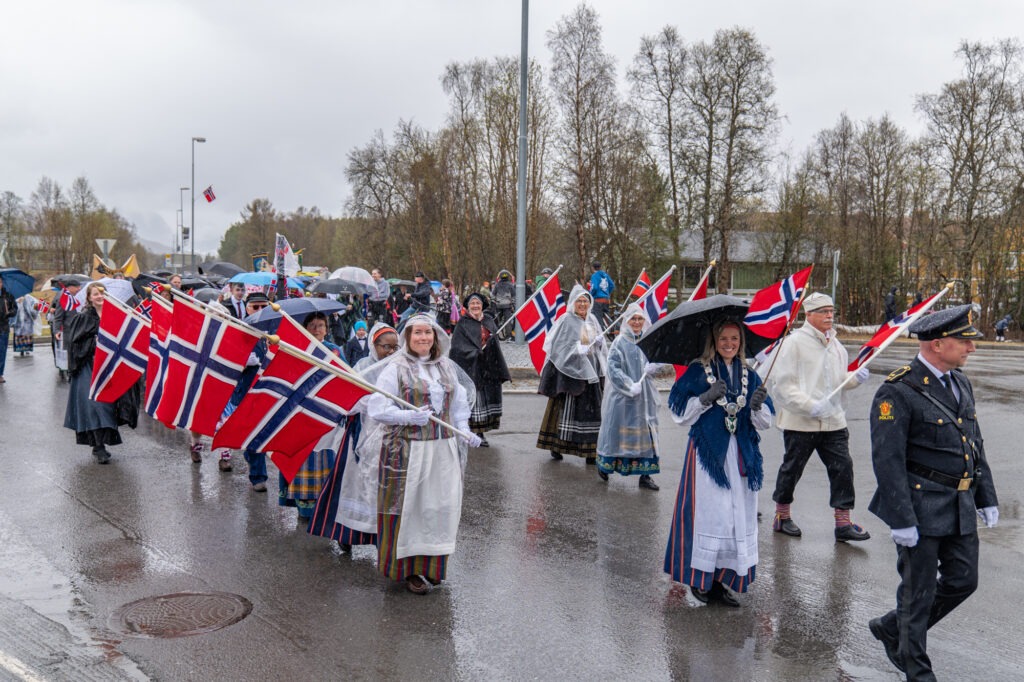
699;380;727;406
749;385;768;411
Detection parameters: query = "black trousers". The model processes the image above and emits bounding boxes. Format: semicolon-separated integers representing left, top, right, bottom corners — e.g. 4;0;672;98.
874;533;979;681
772;428;855;509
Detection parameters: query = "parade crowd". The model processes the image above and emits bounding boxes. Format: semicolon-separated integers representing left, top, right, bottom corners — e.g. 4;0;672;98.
0;257;1001;681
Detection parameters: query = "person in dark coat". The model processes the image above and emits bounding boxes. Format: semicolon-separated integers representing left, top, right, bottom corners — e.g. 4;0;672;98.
884;286;897;321
867;305;999;680
449;293;510;447
63;283;140;463
406;272;433;312
0;278;15;383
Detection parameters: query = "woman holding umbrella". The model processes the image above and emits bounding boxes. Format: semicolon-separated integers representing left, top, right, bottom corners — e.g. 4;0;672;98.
596;303;661;489
664;317;773;607
449;292;510;447
536;284;606;464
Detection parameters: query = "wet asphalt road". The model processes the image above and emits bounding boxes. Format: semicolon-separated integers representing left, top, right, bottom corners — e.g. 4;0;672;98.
0;342;1022;681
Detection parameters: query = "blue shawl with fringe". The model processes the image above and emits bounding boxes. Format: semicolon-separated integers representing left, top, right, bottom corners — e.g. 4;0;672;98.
667;358;773;491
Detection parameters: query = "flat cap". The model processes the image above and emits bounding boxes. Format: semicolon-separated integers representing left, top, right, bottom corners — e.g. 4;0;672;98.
909;304;982;340
802;292;834;312
244;291;269;305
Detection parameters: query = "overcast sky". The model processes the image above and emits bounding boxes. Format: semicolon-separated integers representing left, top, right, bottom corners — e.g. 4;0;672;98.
2;1;1022;258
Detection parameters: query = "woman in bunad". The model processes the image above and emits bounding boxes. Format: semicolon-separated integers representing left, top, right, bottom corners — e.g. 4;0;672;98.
308;322;401;551
63;283;139;464
448;292;510;448
12;293;40;356
367;313;480;594
664;320;773;607
535;284;607;464
279;312;346;522
595;304;662;490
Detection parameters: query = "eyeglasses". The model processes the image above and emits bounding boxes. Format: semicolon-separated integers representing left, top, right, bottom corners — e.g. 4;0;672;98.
249;303;268;310
374;343;399;351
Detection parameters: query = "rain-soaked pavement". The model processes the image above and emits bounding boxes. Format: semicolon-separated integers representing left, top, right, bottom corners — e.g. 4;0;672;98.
0;341;1022;681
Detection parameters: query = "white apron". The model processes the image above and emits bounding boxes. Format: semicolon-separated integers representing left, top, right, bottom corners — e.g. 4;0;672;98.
395;437;463;560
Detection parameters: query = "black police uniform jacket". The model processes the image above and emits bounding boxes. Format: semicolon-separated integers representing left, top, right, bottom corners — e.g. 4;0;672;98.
868;358;998;536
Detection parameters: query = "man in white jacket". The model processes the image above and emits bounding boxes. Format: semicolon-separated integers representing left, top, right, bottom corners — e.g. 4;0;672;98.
760;292;871;542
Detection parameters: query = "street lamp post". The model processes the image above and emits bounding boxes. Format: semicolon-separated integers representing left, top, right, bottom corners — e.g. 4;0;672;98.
178;186;188;272
190;136;206;273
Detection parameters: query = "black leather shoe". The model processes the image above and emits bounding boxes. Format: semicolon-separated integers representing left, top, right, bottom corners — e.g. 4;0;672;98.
689;586;710;603
710;583;740;608
773;517;802;537
478;436;490;448
638;475;659;491
550;451;563;461
869;617;904;673
93;448;111;465
835;524;871;542
598;470;609;482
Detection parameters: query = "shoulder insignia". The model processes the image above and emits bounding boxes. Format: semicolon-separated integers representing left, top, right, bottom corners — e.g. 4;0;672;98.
886;365;911;383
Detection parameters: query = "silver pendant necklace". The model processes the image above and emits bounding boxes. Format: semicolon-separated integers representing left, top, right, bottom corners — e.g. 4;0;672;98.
704;361;748;434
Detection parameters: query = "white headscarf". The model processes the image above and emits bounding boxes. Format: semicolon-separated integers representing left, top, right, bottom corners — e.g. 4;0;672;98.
542;284;605;382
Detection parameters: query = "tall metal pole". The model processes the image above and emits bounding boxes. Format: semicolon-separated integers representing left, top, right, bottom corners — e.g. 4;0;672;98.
190;137;206;273
514;0;529;345
178;186;188;272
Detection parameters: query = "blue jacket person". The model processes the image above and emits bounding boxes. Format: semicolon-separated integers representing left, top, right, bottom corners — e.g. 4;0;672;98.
867;305;998;680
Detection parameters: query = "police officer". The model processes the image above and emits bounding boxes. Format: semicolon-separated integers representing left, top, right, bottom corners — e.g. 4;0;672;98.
867;305;999;680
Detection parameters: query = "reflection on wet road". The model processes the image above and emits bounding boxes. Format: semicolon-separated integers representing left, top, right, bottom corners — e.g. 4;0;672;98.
0;347;1020;679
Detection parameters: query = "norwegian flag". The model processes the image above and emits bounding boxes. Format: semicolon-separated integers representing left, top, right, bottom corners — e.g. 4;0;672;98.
743;266;814;340
690;265;712;302
848;290;946;371
150;282;167;296
144;295;174;417
203;186;216;202
36;299;52;315
516;273;567;374
211;315;369;475
59;287;80;312
630;270;651;298
134;299;153;320
638;271;672;325
89;298;150;403
154;297;261;435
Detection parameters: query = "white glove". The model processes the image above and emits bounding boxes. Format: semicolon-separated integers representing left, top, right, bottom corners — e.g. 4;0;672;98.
644;362;660;376
246;352;260;367
854;366;870;384
577;342;590;355
810;398;833;419
891;526;919;547
464;433;483;448
978;506;999;528
405;406;432;426
629;381;643;397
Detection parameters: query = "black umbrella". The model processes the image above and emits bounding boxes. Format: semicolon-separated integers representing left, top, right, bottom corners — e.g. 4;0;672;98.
49;273;91;287
192;287;222;304
198;261;246;278
246;297;346;331
308;278;365;296
637;294;775;365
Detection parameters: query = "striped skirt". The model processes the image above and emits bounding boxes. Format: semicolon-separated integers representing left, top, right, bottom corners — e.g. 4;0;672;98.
469;382;503;433
535;385;602;458
663;438;757;593
307;419;376;546
280;448;337;518
375;437;450;583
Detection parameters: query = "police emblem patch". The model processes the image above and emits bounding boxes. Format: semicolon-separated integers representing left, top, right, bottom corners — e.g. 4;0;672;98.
878;400;894;421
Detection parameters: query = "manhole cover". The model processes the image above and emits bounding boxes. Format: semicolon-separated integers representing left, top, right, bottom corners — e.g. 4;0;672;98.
109;592;252;638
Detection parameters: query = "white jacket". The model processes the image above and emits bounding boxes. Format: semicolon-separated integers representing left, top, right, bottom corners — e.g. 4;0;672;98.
759;323;859;432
